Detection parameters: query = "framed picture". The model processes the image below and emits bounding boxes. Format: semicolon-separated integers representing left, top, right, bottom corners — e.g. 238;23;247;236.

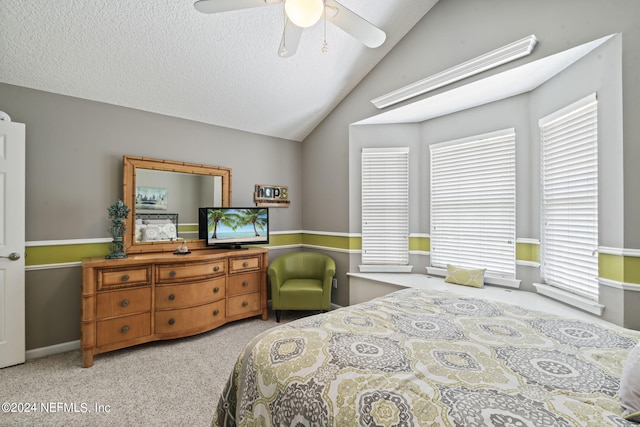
136;186;168;210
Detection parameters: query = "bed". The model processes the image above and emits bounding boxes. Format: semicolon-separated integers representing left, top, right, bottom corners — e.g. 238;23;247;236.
212;287;640;426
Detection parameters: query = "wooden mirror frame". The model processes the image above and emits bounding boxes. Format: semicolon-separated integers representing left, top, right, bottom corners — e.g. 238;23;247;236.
123;156;232;254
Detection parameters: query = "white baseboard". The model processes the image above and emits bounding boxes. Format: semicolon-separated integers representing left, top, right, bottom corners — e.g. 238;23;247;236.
26;340;80;360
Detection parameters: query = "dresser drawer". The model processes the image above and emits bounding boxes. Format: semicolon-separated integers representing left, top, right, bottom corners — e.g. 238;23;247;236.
155;300;225;334
96;313;151;347
156;277;225;309
229;255;261;274
227;272;261;296
96;287;151;319
97;266;151;290
227;293;261;317
156;260;225;283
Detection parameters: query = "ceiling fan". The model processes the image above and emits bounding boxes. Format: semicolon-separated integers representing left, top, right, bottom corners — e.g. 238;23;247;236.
193;0;386;58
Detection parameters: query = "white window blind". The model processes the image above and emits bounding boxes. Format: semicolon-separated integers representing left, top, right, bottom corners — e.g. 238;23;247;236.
430;129;516;277
361;147;409;266
540;93;598;301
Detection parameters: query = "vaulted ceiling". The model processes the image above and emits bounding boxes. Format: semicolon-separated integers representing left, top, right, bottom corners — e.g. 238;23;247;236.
1;0;438;141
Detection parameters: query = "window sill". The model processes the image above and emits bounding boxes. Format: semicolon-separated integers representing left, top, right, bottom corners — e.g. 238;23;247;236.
359;265;413;273
533;283;604;316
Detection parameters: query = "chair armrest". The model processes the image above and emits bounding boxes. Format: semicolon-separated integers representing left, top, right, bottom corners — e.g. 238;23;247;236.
321;259;336;298
268;264;284;307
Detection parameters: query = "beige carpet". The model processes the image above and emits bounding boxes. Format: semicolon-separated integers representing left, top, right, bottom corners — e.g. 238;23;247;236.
0;311;315;426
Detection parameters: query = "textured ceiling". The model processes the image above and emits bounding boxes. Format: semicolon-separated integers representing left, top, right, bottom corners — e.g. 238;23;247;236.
0;0;437;141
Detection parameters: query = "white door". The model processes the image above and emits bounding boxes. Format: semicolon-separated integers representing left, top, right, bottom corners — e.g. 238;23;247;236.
0;120;26;368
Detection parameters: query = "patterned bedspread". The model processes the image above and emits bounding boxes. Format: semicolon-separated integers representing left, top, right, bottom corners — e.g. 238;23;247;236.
212;288;640;426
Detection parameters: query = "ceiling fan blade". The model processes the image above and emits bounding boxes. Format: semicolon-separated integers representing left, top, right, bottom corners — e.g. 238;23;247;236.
194;0;282;14
278;19;304;58
325;0;386;48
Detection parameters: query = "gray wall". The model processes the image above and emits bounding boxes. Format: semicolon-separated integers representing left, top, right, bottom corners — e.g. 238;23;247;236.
302;0;640;309
530;35;625;249
0;83;302;350
0;84;302;240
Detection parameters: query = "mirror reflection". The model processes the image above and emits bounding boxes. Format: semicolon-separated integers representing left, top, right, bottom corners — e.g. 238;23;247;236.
134;169;222;242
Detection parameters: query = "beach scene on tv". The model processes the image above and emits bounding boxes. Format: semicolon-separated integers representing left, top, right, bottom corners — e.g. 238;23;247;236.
205;208;268;245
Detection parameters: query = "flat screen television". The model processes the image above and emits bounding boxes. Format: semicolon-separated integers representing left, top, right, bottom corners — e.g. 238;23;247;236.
198;207;269;248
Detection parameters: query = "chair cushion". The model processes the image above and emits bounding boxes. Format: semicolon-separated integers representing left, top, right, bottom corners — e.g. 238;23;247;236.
279;279;324;309
280;279;323;293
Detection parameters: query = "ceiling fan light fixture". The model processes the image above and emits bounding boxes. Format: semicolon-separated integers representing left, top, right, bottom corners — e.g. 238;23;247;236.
285;0;324;28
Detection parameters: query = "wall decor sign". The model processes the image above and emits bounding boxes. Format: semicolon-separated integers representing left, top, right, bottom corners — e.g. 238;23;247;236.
254;184;290;207
136;186;168;210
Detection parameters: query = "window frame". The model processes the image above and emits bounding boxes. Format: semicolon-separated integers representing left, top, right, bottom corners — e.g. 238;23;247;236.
429;128;517;279
360;147;411;272
539;93;599;301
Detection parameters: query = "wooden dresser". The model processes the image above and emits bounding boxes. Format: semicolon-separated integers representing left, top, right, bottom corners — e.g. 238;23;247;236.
80;248;268;367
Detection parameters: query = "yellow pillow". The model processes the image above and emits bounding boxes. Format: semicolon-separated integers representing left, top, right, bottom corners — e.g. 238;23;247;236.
444;264;485;288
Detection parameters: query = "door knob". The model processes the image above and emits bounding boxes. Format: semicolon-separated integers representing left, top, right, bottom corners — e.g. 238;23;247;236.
0;252;20;261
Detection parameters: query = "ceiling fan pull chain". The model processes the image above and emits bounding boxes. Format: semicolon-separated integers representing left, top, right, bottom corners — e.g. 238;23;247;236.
322;0;328;52
280;7;288;57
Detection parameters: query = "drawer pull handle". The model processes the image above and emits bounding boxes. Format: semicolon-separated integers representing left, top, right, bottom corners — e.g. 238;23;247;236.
169;271;177;278
242;301;249;307
168;319;175;325
242;281;249;287
213;309;220;316
213;266;220;272
121;326;129;334
243;262;249;267
121;299;130;307
213;287;220;293
121;274;129;282
168;294;175;301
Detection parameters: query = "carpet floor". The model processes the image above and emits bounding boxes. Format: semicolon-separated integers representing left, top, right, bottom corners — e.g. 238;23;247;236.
0;310;314;426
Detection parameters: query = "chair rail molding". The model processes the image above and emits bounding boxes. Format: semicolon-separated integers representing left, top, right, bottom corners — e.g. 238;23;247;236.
598;246;640;257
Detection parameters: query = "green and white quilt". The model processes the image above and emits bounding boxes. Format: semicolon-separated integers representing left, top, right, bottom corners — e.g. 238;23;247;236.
213;288;640;426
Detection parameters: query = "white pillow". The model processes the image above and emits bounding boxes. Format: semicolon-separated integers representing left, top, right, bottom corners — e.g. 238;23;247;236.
139;224;177;241
141;225;161;241
161;223;177;240
620;341;640;422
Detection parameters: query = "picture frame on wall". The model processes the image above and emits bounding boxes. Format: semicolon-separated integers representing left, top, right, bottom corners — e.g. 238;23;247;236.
136;186;168;210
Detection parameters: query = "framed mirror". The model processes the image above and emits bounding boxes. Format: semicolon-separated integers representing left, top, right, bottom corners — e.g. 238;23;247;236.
123;156;232;254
